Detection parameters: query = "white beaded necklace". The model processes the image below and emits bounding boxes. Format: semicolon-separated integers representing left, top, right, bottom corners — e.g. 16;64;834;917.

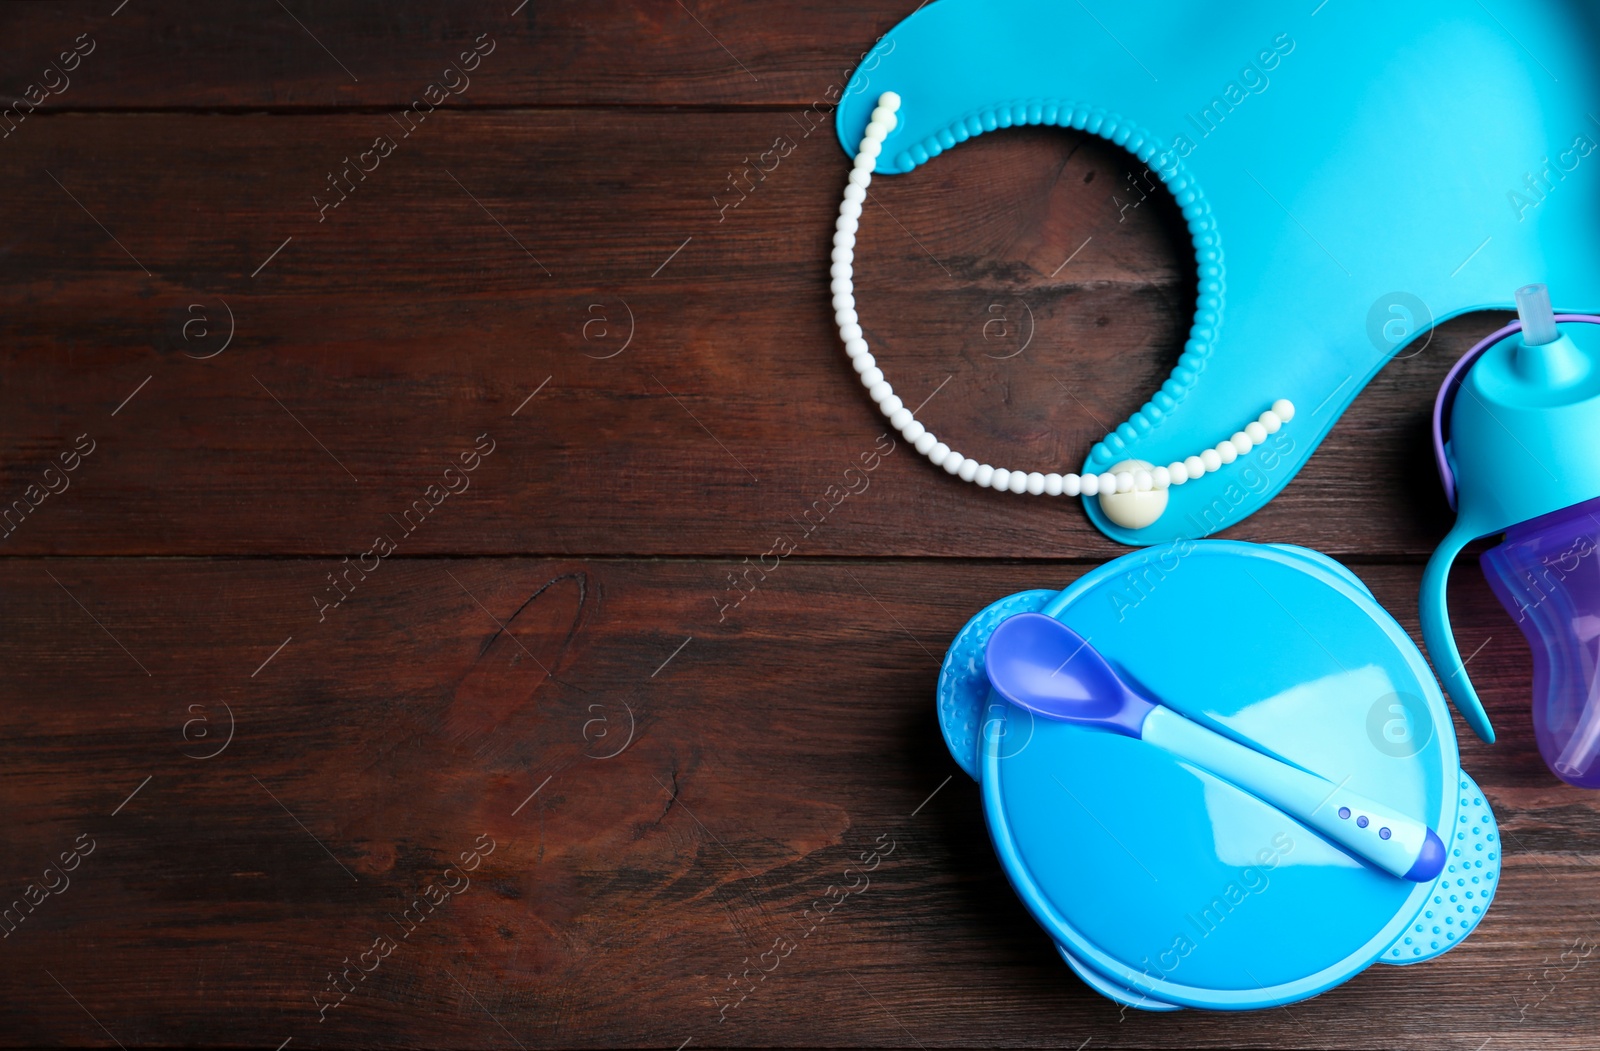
831;91;1295;520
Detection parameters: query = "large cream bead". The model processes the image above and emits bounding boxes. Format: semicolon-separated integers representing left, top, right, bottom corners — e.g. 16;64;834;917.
1098;458;1168;530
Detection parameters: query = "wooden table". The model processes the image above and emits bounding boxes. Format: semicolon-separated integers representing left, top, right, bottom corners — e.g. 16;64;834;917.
2;3;1596;1047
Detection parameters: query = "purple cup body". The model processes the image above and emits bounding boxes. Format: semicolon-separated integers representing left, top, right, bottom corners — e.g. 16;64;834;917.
1481;495;1600;787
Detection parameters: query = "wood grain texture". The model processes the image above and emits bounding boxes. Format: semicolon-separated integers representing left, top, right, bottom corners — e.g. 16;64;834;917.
1;1;902;110
0;109;1484;558
2;3;1597;1048
1;558;1595;1050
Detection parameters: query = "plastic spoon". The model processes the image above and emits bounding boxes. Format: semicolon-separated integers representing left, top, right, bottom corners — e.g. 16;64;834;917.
984;613;1446;882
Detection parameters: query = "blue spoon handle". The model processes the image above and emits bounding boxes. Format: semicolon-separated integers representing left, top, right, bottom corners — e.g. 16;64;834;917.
1141;708;1445;881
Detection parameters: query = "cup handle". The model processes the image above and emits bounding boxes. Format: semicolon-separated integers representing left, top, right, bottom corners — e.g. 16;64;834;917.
1421;521;1495;742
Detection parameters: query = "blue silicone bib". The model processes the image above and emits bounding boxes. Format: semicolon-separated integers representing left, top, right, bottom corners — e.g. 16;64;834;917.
841;0;1600;545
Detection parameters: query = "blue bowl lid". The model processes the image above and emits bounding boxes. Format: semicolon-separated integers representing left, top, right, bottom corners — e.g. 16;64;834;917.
957;542;1461;1009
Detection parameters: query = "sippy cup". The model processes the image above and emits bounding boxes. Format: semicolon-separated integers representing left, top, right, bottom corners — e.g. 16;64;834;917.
1422;284;1600;785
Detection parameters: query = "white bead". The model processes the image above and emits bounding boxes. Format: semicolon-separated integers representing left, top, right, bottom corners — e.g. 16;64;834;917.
859;367;884;387
869;381;893;403
1100;473;1119;495
870;105;898;124
852;353;875;374
1080;473;1100;496
914;432;938;455
1216;440;1238;464
879;91;902;109
1044;473;1064;496
879;395;903;416
1259;410;1282;434
1113;472;1133;494
1185;455;1206;478
845;338;869;358
830;262;852;280
1168;461;1189;484
833;293;855;310
832;241;854;261
1231;431;1253;455
844;184;866;205
848;167;871;188
1026;472;1046;495
992;468;1012;491
974;464;995;488
840;322;863;341
944;453;964;475
1273;398;1296;423
835;213;859;233
1245;421;1267;445
889;408;912;430
958;458;980;482
928;442;950;466
1200;449;1221;473
866;120;891;141
1063;473;1082;497
1151;467;1170;489
1134;470;1154;492
859;138;882;161
1004;471;1024;494
902;420;926;442
832;278;853;296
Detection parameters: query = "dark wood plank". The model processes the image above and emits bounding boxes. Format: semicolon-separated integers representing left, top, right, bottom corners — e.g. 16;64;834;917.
0;0;902;110
0;557;1593;1048
0;111;1486;558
